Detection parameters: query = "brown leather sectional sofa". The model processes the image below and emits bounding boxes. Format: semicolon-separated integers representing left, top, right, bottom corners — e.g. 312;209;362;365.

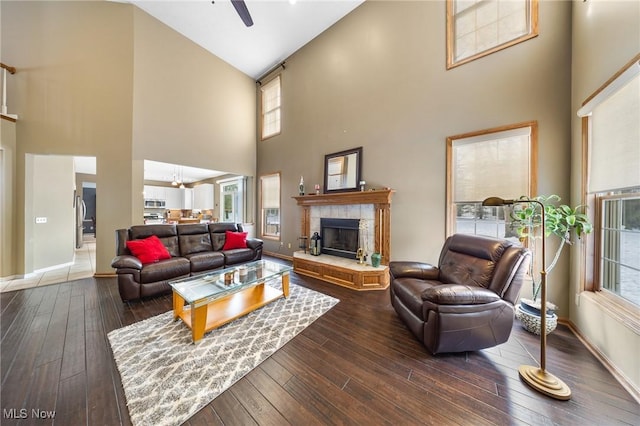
111;222;263;302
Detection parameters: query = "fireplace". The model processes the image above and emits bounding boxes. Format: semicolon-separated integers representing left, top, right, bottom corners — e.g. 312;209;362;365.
320;218;359;259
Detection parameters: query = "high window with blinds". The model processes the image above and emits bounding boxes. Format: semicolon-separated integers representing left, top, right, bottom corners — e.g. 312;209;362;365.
446;122;537;238
446;0;538;69
578;55;640;307
260;75;281;140
260;173;281;239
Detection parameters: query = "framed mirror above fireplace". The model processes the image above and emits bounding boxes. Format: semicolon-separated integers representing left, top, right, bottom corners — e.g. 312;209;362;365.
324;147;362;193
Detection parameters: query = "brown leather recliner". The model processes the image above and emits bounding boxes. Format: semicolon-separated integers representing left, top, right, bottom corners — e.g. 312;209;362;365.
389;233;531;355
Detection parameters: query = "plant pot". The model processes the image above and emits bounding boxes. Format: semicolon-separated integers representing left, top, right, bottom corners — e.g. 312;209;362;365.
371;252;381;267
519;298;558;316
515;303;558;335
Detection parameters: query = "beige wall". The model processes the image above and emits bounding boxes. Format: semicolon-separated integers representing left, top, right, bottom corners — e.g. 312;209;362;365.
570;0;640;395
28;154;75;270
1;1;255;276
257;0;573;306
131;8;256;177
0;120;16;277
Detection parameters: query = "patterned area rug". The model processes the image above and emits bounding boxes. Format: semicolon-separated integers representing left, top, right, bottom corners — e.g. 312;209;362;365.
108;282;339;426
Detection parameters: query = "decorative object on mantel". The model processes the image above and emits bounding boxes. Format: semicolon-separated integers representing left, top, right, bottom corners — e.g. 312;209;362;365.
359;180;366;192
315;184;320;195
324;147;362;193
310;232;321;256
299;176;305;196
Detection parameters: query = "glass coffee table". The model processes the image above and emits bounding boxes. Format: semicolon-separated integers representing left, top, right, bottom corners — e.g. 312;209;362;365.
169;260;292;343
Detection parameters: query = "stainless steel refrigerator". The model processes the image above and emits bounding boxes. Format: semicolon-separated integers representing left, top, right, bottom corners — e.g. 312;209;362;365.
75;194;86;249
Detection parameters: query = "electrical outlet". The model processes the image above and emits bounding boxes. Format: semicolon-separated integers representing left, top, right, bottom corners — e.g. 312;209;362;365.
288;243;291;248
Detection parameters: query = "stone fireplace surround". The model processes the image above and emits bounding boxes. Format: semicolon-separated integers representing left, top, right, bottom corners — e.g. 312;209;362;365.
293;189;393;291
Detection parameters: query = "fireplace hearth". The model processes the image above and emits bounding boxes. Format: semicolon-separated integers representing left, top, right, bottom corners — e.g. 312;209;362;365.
320;218;359;259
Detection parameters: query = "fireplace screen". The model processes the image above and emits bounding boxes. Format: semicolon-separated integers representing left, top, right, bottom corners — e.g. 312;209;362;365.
320;218;359;259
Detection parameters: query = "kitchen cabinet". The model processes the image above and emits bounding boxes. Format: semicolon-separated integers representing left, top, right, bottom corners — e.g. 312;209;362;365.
193;183;214;210
165;187;182;209
182;188;193;209
144;185;165;201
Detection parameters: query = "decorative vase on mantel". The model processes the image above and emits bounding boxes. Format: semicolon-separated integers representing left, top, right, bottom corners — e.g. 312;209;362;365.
515;298;558;335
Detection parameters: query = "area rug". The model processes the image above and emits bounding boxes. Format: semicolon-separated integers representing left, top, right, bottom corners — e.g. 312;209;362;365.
107;282;338;426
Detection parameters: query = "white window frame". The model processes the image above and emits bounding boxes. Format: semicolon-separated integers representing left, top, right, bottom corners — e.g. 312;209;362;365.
446;0;539;69
260;75;281;140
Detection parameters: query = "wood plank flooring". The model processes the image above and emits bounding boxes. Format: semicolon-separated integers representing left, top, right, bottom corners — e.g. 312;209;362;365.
1;257;639;425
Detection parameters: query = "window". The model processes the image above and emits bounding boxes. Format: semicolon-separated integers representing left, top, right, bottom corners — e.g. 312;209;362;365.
260;173;280;239
446;122;537;238
219;179;244;224
579;55;640;307
446;0;538;69
260;75;281;140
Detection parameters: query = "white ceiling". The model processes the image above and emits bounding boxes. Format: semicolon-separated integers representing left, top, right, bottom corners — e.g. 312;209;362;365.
129;0;364;79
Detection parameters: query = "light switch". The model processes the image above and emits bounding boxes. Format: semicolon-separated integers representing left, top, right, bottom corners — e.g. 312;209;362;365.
35;217;47;224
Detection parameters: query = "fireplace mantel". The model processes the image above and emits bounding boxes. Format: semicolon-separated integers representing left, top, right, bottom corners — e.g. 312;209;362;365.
293;188;394;266
293;188;394;207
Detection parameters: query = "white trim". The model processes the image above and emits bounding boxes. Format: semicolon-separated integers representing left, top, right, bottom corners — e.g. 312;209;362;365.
577;60;640;117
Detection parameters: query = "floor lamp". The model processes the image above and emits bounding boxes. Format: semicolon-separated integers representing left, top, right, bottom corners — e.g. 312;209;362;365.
482;197;572;400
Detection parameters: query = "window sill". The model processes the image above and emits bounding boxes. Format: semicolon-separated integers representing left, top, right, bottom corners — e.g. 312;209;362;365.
581;291;640;335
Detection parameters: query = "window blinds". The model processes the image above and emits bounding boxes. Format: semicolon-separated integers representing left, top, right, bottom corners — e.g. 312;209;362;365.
261;174;280;209
578;61;640;193
452;126;531;202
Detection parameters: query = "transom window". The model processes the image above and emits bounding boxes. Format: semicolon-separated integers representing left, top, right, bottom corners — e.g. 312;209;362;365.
446;122;537;238
446;0;539;69
260;75;281;140
579;55;640;307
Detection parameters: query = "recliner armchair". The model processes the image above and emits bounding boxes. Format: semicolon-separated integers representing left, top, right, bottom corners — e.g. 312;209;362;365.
389;233;531;355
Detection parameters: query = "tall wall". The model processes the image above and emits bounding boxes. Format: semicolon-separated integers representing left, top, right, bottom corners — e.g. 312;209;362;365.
0;1;255;275
570;0;640;396
27;155;75;270
257;1;573;310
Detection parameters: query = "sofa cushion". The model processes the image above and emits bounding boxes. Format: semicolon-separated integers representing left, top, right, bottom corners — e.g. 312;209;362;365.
126;235;171;264
185;251;225;273
139;258;190;284
222;248;255;265
223;231;248;250
178;224;213;256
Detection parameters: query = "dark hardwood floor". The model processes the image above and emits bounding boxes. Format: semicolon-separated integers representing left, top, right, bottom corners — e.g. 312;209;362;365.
2;257;639;425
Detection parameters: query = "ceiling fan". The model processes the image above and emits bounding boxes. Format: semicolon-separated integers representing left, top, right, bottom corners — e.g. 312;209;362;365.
230;0;254;27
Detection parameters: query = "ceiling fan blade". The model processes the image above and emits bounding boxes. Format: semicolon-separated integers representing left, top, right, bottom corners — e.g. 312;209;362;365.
231;0;254;27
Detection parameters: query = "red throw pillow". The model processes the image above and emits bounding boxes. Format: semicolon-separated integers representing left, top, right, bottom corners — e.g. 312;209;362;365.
126;235;171;264
223;231;248;250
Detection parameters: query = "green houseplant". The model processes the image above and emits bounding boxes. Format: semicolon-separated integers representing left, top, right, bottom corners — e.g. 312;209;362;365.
509;194;593;333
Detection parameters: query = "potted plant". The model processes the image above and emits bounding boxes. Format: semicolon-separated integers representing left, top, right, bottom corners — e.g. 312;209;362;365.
509;194;593;334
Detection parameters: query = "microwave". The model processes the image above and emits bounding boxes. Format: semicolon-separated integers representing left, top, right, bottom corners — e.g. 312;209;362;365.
144;199;166;208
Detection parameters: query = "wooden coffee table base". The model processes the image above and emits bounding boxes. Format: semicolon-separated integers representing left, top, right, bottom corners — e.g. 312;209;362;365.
173;274;290;343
